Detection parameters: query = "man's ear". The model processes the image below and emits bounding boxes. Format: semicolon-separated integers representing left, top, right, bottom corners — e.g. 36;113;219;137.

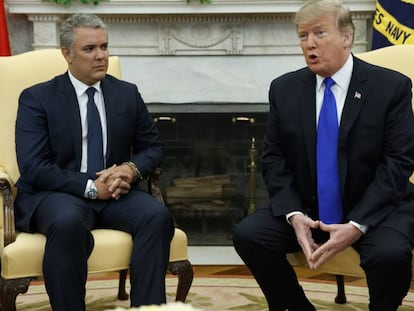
343;31;353;48
61;47;72;64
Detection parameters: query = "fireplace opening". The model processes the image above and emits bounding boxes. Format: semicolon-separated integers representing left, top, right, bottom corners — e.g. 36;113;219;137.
152;112;268;246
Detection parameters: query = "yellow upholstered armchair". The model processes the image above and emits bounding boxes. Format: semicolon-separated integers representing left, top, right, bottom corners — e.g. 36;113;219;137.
0;49;193;311
288;44;414;304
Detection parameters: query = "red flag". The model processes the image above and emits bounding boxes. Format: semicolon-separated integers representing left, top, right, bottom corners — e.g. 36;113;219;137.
0;0;11;56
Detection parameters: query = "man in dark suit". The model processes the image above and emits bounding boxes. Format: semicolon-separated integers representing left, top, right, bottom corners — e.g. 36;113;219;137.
233;1;414;310
15;13;174;310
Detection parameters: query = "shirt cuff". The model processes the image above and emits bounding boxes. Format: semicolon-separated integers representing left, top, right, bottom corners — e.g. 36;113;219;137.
286;211;305;225
349;220;369;234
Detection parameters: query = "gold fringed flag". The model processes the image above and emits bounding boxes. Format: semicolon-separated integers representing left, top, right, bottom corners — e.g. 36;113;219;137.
372;0;414;50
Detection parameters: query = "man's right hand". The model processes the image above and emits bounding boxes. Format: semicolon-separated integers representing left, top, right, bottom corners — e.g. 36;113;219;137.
289;214;320;268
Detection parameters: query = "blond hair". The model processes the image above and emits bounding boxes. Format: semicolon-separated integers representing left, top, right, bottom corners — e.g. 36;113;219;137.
295;0;355;44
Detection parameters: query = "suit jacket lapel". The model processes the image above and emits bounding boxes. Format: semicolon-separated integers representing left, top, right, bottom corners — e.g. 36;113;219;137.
299;71;318;187
338;58;369;190
100;77;117;164
59;73;83;169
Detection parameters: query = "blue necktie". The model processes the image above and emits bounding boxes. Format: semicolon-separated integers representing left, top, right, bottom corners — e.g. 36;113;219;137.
317;77;343;224
86;87;104;178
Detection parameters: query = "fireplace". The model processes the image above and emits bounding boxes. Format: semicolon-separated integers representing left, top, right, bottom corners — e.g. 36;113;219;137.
153;112;268;245
6;0;375;248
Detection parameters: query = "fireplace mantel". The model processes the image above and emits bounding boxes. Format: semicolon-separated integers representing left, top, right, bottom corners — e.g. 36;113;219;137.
6;0;375;54
6;0;376;106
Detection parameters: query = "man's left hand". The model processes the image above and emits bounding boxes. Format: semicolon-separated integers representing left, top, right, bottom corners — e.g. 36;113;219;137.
309;222;363;269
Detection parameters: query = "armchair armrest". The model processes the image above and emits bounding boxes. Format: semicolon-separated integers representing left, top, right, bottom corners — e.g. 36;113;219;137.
148;168;165;205
0;166;16;247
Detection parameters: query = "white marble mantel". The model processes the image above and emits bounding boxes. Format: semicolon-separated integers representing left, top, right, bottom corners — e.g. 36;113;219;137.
6;0;376;108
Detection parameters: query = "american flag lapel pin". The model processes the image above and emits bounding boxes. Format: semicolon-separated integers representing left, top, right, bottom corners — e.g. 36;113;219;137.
354;91;362;99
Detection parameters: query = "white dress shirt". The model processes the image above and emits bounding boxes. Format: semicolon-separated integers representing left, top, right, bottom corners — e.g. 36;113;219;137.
286;55;368;234
68;70;108;172
68;71;108;197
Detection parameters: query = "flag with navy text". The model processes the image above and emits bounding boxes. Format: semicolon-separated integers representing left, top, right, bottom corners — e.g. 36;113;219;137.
0;0;11;56
372;0;414;50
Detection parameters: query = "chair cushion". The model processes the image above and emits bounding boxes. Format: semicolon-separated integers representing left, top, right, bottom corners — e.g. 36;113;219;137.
288;247;364;278
288;247;414;278
1;228;188;279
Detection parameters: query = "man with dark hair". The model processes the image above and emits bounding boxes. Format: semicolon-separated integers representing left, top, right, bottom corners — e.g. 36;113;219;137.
15;13;174;310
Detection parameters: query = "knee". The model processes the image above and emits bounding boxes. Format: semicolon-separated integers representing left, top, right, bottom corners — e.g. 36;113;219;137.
47;213;85;237
362;243;412;272
44;214;93;255
139;201;174;237
233;217;257;254
152;202;173;227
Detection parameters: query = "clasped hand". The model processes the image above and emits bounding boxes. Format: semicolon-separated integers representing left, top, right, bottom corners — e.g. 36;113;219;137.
94;164;134;200
290;214;363;269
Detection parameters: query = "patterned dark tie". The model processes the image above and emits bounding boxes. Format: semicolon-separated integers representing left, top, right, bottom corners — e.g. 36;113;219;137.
317;77;343;224
86;87;104;178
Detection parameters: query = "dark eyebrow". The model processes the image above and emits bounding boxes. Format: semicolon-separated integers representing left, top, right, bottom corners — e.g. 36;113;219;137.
83;44;96;49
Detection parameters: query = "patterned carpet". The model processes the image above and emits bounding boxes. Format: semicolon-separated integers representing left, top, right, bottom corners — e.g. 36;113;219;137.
16;275;414;310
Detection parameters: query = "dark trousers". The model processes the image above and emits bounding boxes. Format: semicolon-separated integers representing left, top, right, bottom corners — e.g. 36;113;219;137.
32;189;174;311
233;207;413;311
